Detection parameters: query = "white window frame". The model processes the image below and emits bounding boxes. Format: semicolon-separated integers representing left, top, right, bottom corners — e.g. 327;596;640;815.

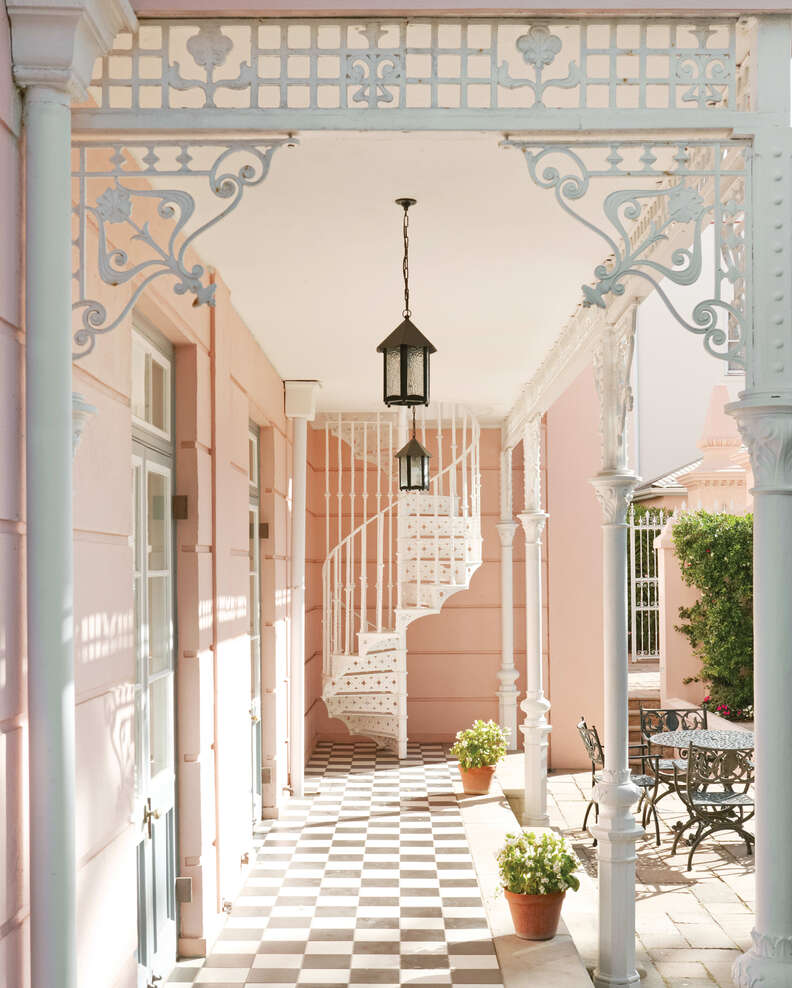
132;328;172;443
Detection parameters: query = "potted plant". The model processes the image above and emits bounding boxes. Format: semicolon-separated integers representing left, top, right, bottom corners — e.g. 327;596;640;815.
496;830;580;940
450;719;509;795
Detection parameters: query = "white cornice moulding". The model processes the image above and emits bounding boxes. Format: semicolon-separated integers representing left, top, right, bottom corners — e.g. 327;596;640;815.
284;380;321;420
8;0;137;98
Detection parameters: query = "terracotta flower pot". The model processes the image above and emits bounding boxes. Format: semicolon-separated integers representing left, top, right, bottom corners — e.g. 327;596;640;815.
458;763;495;795
504;888;566;940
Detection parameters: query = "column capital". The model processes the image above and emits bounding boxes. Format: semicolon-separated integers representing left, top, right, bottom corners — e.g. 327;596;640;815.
496;520;518;547
517;511;548;543
590;471;638;525
284;380;321;420
8;0;137;99
728;397;792;494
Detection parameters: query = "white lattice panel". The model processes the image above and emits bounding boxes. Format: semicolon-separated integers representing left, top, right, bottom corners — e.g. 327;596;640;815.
330;672;399;694
80;17;747;128
331;651;401;678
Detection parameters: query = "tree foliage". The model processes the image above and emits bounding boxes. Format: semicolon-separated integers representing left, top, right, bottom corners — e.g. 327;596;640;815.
672;511;753;710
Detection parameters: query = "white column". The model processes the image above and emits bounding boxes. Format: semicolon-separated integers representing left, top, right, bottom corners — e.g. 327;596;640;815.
496;447;518;746
24;82;77;988
731;403;792;988
285;381;320;798
731;25;792;979
590;473;641;988
518;417;551;827
590;316;642;988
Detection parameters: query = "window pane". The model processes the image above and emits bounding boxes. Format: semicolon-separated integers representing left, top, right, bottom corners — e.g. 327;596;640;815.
150;357;167;433
132;342;147;420
147;471;168;572
148;574;171;676
149;675;173;781
249;433;258;486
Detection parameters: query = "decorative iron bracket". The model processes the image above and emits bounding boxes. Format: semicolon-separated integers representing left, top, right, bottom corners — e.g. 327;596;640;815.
71;138;292;359
504;138;750;368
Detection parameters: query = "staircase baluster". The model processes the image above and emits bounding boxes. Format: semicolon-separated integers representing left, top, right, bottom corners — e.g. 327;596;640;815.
345;540;352;655
376;412;384;633
360;423;368;636
336;412;343;553
334;549;341;656
450;405;457;564
461;408;469;529
389;420;395;624
324;422;331;558
349;421;355;653
435;402;442;587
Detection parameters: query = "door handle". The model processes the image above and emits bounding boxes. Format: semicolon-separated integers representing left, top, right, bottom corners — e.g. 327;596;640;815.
143;797;162;840
147;976;162;988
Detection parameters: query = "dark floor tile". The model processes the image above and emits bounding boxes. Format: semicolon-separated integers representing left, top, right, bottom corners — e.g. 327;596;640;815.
447;941;496;955
302;954;354;968
402;954;450;969
203;954;256;968
401;907;443;918
257;941;306;953
267;916;312;928
450;972;504;984
443;918;489;930
399;929;445;942
308;928;357;941
356;916;400;930
315;905;358;917
352;940;400;954
349;971;400;984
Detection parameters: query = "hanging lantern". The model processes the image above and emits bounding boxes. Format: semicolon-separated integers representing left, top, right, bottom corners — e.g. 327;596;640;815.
377;198;436;407
396;409;431;491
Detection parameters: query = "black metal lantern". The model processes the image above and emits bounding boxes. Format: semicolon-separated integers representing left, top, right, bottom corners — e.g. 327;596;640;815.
377;198;436;407
396;409;432;491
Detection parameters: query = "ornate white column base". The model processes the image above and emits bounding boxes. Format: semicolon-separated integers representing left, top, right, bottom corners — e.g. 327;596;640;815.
591;772;643;988
518;510;550;827
496;520;519;747
520;690;551;827
733;932;792;988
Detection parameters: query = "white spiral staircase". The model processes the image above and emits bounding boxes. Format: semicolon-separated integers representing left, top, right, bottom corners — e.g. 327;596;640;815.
321;405;482;758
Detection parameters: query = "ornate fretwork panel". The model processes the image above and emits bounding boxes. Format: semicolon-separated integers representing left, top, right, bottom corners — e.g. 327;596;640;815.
506;139;751;368
71;139;288;358
73;17;750;131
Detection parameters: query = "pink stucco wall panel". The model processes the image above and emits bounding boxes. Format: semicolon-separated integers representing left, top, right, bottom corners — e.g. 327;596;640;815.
546;365;604;769
0;531;23;724
72;378;131;536
0;912;28;988
0;330;22;524
74;687;135;863
0;133;20;332
73;538;135;701
75;822;137;988
0;724;26;927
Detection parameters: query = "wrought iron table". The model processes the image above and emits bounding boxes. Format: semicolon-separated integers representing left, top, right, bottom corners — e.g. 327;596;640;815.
649;729;754;751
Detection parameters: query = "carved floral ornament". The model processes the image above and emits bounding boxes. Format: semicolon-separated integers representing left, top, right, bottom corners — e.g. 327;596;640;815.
732;403;792;493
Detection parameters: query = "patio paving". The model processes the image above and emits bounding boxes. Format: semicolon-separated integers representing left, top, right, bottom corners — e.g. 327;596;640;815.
499;754;755;988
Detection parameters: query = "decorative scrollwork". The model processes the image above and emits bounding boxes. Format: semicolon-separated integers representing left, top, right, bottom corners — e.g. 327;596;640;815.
497;26;580;107
506;140;749;367
72;140;289;359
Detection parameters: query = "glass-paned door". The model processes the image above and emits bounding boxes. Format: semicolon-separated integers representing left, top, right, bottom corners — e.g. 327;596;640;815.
134;451;177;988
249;425;262;822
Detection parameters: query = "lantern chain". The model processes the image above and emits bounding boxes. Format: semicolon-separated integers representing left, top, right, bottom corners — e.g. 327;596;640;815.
402;202;410;319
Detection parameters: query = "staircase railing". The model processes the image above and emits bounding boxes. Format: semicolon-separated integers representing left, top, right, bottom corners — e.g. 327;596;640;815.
321;404;481;677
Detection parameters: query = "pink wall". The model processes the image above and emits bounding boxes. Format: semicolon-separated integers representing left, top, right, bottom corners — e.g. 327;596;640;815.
0;9;25;987
545;365;604;770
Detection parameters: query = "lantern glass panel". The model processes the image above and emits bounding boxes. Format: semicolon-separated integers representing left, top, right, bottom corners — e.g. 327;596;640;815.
385;348;401;398
399;452;408;489
406;346;425;398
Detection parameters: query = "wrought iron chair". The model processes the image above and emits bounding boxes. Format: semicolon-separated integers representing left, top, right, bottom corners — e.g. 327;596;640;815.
637;705;708;842
671;742;755;871
577;716;659;846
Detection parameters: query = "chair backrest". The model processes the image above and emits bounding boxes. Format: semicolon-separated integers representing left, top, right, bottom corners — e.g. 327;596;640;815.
640;706;707;745
577;716;604;770
685;741;754;798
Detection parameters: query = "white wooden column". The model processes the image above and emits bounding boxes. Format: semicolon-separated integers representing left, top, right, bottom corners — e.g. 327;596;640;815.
518;416;551;827
732;21;792;984
8;4;135;987
496;446;519;747
285;381;320;798
590;314;642;988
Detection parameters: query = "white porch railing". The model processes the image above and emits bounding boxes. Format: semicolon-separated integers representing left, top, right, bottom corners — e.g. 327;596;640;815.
627;506;667;662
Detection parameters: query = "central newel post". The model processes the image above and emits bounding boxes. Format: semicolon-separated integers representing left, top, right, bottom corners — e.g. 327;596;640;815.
590;311;642;988
518;416;551;827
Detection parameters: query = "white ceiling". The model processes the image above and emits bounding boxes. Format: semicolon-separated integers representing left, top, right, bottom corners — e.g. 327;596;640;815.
193;131;613;419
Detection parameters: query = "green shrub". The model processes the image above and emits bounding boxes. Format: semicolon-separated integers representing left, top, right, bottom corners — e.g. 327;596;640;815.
496;830;580;895
450;719;509;769
672;511;753;711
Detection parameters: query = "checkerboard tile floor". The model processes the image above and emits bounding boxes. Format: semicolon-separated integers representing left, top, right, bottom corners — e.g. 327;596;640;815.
166;741;504;987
